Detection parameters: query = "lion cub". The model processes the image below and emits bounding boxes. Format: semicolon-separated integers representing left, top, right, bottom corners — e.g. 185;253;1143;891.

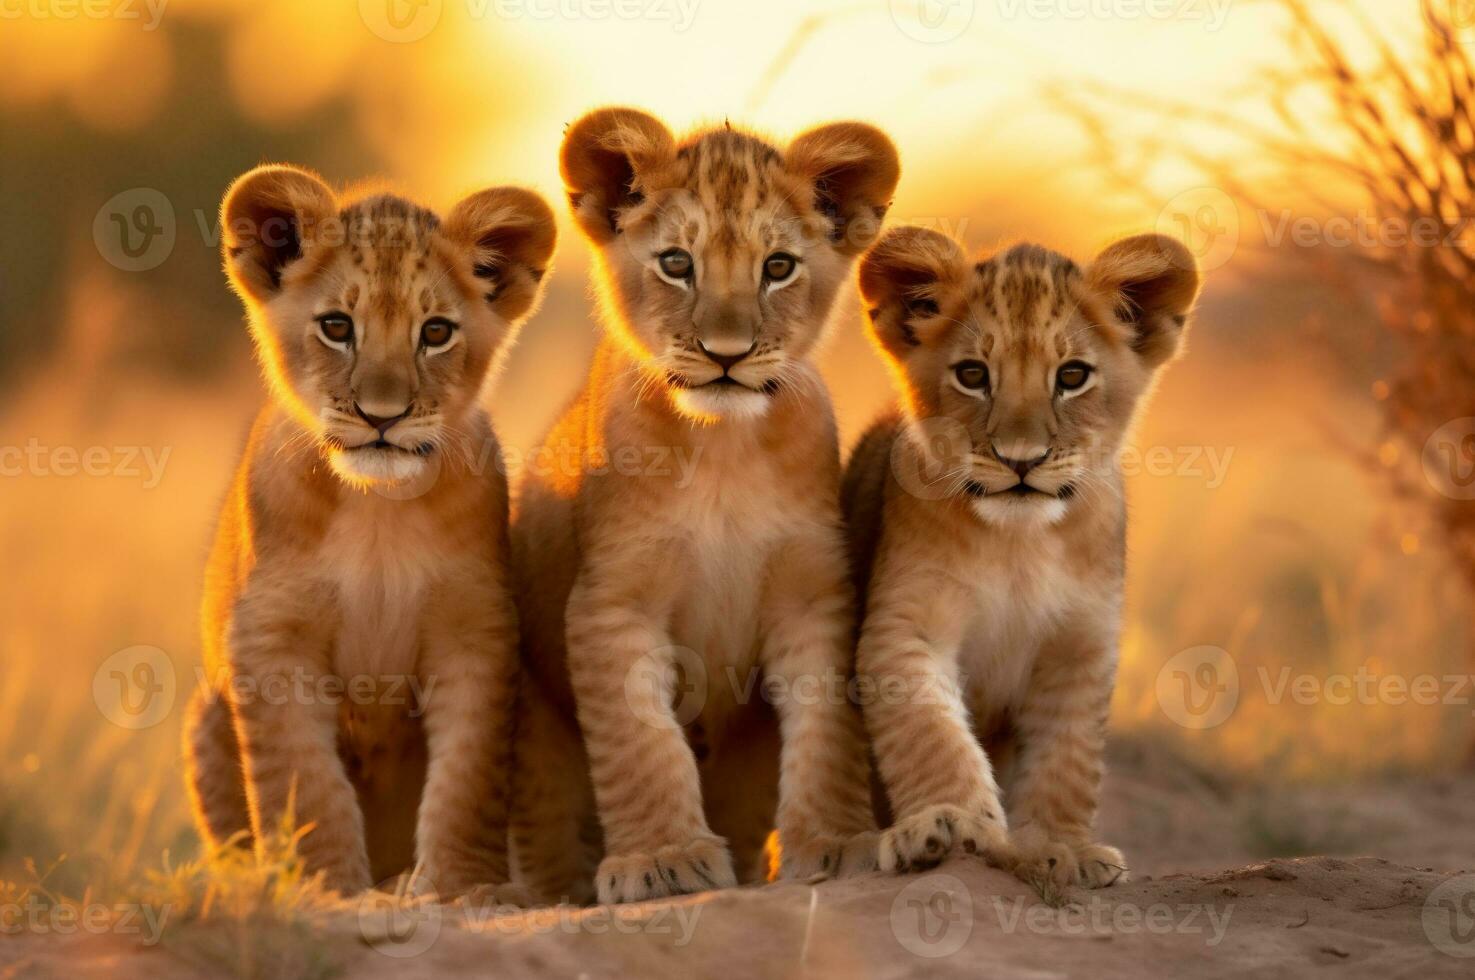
511;108;899;904
183;165;556;897
844;228;1200;889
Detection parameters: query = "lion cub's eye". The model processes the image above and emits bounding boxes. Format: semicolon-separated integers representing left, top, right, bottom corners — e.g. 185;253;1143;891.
953;360;990;392
316;312;354;348
420;317;457;349
1056;361;1093;392
763;252;797;282
658;248;694;280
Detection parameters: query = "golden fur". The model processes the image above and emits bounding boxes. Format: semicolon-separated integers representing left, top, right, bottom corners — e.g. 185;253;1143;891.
511;108;900;904
843;227;1200;889
183;164;556;898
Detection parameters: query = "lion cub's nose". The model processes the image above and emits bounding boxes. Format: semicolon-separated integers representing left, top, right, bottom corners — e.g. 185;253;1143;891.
354;403;411;436
993;442;1051;478
698;339;756;373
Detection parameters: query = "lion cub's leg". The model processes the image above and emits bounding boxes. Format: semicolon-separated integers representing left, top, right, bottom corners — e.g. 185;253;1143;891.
183;687;253;852
510;678;600;905
411;573;523;901
760;533;881;880
1006;635;1125;890
566;556;736;905
859;579;1011;873
228;584;372;894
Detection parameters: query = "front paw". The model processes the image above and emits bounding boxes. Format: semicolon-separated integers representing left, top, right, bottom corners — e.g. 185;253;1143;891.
879;804;1010;873
457;881;538;911
1011;836;1128;891
596;837;737;904
779;830;881;882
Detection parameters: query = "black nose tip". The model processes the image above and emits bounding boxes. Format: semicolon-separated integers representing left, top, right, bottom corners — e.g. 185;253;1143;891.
994;446;1051;478
699;341;755;373
354;404;411;435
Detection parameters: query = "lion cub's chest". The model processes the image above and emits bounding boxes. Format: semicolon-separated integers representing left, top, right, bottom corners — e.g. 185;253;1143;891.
662;452;813;672
954;538;1078;724
316;496;448;703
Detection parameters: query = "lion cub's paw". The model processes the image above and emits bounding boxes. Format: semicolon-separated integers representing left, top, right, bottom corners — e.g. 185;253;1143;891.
879;804;1010;873
781;830;881;882
1013;838;1128;891
596;837;737;904
456;881;538;911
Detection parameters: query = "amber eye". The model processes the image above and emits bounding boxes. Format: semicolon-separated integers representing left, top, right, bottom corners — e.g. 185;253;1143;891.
658;248;694;280
1056;360;1093;392
421;317;456;349
316;312;354;347
953;360;990;392
764;252;797;282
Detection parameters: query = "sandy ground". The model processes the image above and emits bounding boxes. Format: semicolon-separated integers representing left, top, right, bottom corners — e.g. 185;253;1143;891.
5;744;1473;978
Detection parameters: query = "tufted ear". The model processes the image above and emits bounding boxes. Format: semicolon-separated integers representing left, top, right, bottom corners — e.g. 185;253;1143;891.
1087;234;1201;368
560;107;676;245
443;186;558;325
858;226;968;358
220;164;336;304
786;122;900;255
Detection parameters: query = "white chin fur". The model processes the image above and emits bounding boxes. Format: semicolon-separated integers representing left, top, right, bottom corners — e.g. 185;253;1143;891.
328;446;429;485
672;385;772;422
970;493;1069;528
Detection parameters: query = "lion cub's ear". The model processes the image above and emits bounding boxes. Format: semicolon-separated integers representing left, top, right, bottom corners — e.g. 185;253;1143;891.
858;226;968;358
560;107;676;245
221;164;336;304
1087;234;1201;368
786;122;901;255
443;187;558;326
